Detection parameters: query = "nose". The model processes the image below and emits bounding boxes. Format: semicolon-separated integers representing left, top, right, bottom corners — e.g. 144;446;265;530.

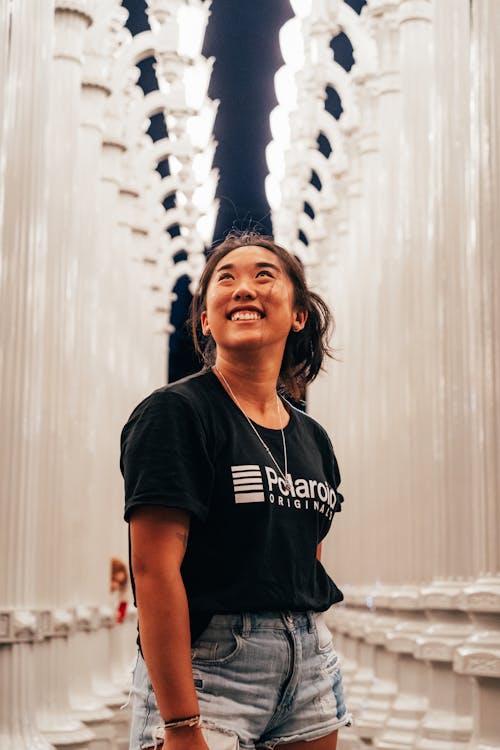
232;279;256;300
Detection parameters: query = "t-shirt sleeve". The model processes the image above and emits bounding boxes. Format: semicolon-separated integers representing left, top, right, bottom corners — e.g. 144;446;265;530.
319;425;345;515
120;389;214;523
330;447;345;514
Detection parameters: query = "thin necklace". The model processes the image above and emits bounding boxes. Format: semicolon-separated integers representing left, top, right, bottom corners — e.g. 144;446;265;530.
214;365;292;491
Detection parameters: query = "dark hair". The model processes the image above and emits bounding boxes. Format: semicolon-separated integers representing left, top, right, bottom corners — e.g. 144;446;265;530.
189;231;334;399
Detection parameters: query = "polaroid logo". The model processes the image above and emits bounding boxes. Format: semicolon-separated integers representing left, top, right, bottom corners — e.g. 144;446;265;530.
231;465;265;504
264;466;337;514
230;464;337;519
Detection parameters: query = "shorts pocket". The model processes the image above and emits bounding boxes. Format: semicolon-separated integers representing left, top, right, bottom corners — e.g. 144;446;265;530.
313;613;333;654
202;724;240;749
191;623;242;665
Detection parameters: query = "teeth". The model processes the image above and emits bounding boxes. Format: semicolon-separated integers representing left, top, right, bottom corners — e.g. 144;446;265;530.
231;311;262;321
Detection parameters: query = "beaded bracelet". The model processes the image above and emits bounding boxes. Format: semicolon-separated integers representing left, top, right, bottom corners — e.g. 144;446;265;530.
163;714;202;730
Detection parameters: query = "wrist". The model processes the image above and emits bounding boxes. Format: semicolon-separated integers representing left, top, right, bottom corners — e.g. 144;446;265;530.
163;713;201;729
164;723;203;740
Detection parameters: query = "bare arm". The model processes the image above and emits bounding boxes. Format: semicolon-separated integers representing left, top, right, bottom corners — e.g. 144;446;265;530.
130;506;209;750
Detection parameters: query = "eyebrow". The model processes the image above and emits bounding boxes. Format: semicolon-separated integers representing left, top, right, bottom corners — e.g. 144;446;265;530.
215;261;282;273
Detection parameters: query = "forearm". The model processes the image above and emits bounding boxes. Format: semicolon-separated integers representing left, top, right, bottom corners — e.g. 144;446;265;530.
135;568;199;721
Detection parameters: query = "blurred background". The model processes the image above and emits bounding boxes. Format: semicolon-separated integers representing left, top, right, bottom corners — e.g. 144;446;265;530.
122;0;365;382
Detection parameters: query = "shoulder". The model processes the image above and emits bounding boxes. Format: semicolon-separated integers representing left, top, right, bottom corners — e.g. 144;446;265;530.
288;402;334;450
121;369;217;443
126;369;214;420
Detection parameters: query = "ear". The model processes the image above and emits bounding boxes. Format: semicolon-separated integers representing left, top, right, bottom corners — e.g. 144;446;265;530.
292;308;308;332
200;310;211;336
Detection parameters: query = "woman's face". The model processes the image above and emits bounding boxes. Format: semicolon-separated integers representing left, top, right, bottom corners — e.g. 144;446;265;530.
200;245;306;361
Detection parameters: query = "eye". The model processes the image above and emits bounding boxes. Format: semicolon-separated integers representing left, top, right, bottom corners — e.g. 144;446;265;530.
256;269;274;278
217;272;234;281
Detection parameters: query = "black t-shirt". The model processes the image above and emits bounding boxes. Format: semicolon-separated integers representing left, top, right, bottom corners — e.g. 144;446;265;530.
120;369;345;643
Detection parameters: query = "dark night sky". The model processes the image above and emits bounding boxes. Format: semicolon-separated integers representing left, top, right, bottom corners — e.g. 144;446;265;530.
203;0;294;240
121;0;365;381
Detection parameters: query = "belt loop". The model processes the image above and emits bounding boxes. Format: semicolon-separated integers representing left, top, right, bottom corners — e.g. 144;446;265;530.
307;611;315;633
241;613;251;638
283;611;294;630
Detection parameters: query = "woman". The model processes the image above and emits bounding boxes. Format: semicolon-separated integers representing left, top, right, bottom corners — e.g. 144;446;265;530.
110;557;129;623
121;232;351;750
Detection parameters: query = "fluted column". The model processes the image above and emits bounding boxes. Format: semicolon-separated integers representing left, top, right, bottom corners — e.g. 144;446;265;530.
410;1;475;747
336;129;364;588
454;2;500;747
64;11;118;747
105;176;144;749
332;129;379;737
375;0;434;744
342;67;381;739
351;3;401;738
0;1;9;215
366;0;400;598
34;3;94;747
87;106;131;715
289;0;500;747
355;65;380;593
0;12;53;750
392;0;434;592
0;2;55;748
83;17;136;721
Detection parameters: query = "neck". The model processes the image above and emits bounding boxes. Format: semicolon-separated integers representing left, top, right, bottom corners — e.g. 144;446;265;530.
215;355;280;402
213;356;288;427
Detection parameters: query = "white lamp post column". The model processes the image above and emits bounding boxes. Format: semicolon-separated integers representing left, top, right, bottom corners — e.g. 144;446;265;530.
335;130;378;728
35;6;94;749
351;3;401;739
412;1;475;746
0;1;10;213
0;3;55;747
454;2;500;747
89;118;129;713
376;0;434;744
65;13;117;745
345;68;381;742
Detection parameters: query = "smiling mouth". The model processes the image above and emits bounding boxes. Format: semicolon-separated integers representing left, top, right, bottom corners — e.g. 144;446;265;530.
230;310;264;321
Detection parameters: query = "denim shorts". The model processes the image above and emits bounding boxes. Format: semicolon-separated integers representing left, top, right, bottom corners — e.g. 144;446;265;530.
129;611;351;750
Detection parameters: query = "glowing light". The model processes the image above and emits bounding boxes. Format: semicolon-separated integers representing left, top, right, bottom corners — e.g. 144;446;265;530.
265;174;282;211
289;0;312;18
187;102;218;149
168;155;183;175
183;58;211;110
196;202;219;244
193;171;218;212
177;3;208;59
279;18;304;72
193;143;215;184
269;106;290;149
274;65;297;112
265;141;285;180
